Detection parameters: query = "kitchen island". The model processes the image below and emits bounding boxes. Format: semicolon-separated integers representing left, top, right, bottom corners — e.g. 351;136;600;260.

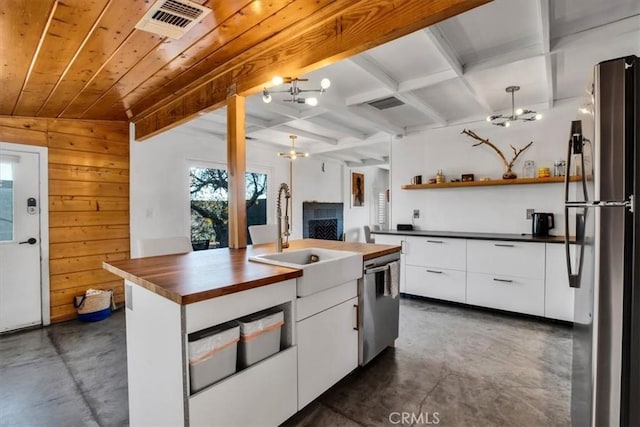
103;239;400;427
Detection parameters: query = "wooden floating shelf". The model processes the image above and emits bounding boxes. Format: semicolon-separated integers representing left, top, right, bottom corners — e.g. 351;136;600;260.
401;176;582;190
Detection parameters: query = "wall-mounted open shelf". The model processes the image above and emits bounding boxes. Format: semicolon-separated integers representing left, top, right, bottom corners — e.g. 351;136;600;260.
401;176;581;190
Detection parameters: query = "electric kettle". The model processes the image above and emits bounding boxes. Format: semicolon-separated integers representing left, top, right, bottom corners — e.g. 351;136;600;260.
532;212;555;237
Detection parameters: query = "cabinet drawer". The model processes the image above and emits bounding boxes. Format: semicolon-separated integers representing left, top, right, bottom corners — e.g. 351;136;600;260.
545;243;575;322
405;236;466;270
189;346;297;426
467;240;544;279
405;265;466;303
466;272;544;316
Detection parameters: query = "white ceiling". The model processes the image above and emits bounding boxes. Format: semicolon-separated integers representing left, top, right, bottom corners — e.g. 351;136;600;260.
181;0;640;167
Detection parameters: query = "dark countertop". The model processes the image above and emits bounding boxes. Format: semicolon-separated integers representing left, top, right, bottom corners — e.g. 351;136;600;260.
103;239;400;305
372;229;573;244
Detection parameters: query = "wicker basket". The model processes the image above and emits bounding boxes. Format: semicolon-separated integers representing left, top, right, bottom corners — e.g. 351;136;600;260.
74;289;115;322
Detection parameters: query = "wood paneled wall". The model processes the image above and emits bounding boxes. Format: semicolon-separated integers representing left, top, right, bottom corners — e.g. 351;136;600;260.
0;117;129;323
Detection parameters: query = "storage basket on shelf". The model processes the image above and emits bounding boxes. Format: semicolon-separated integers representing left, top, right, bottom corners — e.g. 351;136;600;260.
73;289;116;322
188;321;240;394
237;308;284;368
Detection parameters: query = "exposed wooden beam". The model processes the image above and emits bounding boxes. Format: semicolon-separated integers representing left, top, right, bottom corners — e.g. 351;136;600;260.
134;0;491;140
227;95;246;249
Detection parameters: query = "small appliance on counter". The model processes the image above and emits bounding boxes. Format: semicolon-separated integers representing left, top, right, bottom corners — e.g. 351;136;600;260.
532;212;554;236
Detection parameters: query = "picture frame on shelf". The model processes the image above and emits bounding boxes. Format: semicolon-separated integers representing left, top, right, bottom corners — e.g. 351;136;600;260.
351;172;364;207
461;173;475;182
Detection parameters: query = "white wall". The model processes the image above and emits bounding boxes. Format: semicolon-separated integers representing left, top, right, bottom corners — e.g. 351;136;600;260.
390;100;580;235
343;166;389;242
130;124;392;253
130;128;292;257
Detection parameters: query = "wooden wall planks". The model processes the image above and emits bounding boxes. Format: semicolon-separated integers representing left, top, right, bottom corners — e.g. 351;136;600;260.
0;116;129;323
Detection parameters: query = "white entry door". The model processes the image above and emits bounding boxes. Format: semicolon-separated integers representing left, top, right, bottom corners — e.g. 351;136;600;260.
0;148;42;332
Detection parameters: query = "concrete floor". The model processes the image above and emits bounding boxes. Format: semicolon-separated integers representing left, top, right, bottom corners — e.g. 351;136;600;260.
0;297;572;426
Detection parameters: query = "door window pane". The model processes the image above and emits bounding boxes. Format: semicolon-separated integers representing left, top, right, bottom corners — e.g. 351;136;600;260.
190;167;267;248
0;163;13;241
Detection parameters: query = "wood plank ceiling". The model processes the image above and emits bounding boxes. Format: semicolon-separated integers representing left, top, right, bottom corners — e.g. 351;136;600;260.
0;0;490;140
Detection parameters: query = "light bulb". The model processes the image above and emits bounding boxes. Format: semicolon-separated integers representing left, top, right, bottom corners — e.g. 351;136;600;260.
579;107;589;114
486;116;492;122
320;78;331;89
304;153;309;157
504;121;511;128
272;76;283;85
262;91;272;103
291;154;297;159
305;97;318;106
515;108;524;116
535;113;543;120
290;150;295;155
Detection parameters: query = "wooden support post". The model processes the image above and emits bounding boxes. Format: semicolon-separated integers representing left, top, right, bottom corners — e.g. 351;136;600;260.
227;94;247;249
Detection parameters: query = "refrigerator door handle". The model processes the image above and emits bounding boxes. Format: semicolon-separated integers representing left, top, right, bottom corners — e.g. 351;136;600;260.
564;206;580;288
565;196;634;210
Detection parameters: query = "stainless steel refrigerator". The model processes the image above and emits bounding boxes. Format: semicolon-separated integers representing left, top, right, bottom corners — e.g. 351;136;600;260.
564;55;639;427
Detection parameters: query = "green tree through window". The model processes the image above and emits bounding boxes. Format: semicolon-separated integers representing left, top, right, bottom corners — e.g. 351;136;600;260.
190;167;267;248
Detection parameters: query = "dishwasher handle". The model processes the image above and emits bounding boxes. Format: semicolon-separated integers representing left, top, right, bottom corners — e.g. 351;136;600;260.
364;264;390;275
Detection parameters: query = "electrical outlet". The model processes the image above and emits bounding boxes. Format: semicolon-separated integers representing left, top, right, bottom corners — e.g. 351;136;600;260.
526;209;534;219
413;209;420;219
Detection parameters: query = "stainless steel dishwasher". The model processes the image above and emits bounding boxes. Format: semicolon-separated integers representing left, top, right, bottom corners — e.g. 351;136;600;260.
357;251;401;366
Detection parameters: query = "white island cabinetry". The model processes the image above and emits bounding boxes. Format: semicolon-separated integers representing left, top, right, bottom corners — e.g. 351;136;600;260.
296;281;358;409
125;278;299;427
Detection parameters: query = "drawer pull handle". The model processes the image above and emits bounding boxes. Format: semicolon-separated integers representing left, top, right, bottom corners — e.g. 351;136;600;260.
426;269;443;274
493;278;514;283
494;244;515;247
427;240;443;243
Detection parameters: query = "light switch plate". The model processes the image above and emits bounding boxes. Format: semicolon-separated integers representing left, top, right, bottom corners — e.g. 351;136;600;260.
413;209;420;219
526;209;534;219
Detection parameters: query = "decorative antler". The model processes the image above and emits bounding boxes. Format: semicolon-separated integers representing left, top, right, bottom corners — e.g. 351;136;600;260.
461;129;533;179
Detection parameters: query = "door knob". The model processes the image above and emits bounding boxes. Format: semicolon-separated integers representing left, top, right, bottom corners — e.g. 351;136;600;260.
19;238;37;245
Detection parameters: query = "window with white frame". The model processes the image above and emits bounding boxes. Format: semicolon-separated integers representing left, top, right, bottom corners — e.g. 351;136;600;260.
189;165;268;249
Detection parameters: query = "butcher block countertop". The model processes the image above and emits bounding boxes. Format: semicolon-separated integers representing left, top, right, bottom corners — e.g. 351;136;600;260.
103;239;400;305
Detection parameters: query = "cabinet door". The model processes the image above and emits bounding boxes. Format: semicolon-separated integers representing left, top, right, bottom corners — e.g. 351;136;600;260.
371;234;406;293
297;297;358;409
467;272;544;316
405;265;466;303
405;236;466;270
545;243;575;322
467;240;545;279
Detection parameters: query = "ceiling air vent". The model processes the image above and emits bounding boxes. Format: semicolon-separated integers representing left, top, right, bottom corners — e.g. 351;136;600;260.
367;96;405;110
135;0;211;39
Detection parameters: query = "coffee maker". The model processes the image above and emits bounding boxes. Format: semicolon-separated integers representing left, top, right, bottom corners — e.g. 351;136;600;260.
532;212;555;237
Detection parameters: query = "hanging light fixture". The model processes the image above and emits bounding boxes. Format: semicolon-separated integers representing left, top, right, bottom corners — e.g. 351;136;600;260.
486;85;542;127
263;76;331;106
277;135;309;160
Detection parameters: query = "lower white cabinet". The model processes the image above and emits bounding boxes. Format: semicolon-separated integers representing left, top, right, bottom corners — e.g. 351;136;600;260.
545;243;575;321
466;272;545;316
297;296;358;409
405;265;466;303
189;347;297;426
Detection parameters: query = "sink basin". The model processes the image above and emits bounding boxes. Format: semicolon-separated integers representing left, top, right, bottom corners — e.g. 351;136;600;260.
249;248;363;296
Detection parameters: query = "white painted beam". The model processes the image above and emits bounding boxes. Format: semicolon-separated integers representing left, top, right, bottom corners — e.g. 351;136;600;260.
306;116;369;139
397;70;457;92
423;26;492;114
537;0;554;109
273;125;338;145
395;92;446;126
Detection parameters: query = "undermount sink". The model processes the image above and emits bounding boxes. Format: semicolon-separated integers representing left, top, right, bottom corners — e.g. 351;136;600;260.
249;248;363;297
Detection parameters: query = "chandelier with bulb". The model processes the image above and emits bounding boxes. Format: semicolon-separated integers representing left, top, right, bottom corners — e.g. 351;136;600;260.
277;135;309;160
263;76;331;107
486;85;542;127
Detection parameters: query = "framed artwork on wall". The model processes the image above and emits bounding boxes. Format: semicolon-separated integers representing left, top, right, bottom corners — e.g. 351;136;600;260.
351;172;364;207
